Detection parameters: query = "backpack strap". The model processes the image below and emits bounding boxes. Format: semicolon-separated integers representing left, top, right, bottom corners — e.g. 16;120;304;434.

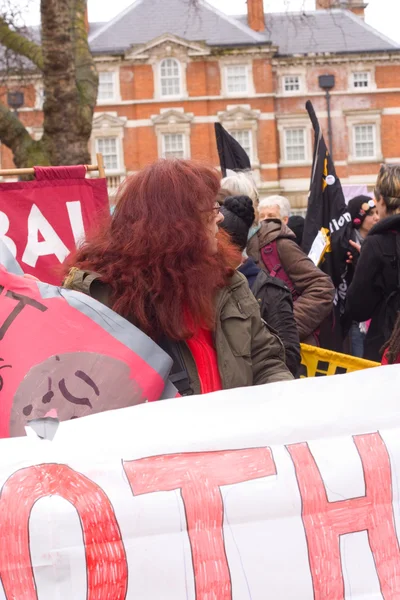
261;242;299;301
158;338;194;397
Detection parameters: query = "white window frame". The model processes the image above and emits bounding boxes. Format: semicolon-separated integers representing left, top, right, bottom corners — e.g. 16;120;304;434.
282;74;302;94
221;61;254;97
159;58;182;98
352;71;371;90
35;82;45;110
353;124;377;160
161;132;186;159
91;113;127;175
218;105;260;167
95;136;121;172
96;68;120;104
152;108;192;159
225;65;249;95
277;116;312;166
283;128;307;163
348;67;376;92
345;110;382;164
229;129;253;162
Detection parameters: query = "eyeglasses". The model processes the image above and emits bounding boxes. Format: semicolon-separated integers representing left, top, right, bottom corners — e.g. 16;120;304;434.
212;203;221;214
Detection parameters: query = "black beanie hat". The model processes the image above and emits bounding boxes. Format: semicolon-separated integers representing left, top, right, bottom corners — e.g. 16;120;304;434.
220;195;255;251
347;195;376;229
287;215;305;247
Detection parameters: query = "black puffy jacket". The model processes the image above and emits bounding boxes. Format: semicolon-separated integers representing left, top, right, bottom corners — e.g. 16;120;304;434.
346;215;400;362
239;259;301;377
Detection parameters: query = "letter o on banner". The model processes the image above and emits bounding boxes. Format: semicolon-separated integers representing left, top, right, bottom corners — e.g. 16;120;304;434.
0;464;128;599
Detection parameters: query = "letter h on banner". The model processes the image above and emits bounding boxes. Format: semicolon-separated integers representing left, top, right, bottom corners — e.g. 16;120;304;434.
287;433;400;600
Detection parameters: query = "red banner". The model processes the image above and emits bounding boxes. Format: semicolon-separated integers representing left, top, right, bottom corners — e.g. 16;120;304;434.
0;166;109;284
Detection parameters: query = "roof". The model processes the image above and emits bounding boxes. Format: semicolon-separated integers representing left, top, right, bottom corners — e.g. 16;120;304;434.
235;9;399;56
88;1;399;57
89;0;268;54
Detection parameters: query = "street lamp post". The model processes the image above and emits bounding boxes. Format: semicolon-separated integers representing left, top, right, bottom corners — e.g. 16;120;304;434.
318;74;335;160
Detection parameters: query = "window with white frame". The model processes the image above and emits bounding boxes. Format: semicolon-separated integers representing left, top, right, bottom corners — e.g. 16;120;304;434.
283;75;301;93
162;133;185;159
226;65;248;94
352;72;370;89
160;59;181;97
284;128;306;162
230;129;252;160
96;137;120;170
98;72;116;102
353;124;376;159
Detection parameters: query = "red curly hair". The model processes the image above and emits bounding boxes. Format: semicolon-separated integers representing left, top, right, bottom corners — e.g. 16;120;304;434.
67;159;240;340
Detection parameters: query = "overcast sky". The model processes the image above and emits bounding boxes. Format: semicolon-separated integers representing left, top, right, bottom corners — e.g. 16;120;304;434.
22;0;400;44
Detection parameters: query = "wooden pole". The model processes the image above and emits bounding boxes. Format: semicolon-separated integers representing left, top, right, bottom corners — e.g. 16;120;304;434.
96;153;106;178
0;158;106;178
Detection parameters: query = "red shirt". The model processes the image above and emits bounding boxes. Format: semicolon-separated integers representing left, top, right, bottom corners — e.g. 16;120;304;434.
186;328;222;394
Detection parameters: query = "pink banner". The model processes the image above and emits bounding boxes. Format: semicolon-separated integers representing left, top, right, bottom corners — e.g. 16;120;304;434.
0;167;108;284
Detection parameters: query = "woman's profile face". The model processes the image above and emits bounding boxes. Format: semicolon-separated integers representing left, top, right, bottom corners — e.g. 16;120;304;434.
205;203;224;255
375;195;388;220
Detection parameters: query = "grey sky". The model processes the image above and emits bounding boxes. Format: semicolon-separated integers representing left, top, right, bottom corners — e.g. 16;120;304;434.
23;0;400;44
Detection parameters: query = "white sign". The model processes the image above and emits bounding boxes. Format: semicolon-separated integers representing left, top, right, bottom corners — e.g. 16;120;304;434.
0;365;399;599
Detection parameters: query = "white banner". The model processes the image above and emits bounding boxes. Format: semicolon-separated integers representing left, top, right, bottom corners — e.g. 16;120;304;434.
0;365;399;599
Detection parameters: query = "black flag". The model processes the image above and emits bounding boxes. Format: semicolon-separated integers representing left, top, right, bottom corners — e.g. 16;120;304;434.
214;123;251;177
302;100;352;352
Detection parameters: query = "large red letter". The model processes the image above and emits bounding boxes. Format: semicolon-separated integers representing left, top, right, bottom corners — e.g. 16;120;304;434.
124;448;275;600
288;432;400;599
0;463;128;600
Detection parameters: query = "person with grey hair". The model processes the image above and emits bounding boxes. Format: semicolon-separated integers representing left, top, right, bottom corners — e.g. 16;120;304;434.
258;195;291;224
220;172;259;206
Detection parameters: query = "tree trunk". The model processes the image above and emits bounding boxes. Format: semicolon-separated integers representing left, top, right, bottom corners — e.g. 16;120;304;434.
0;0;98;169
40;0;98;166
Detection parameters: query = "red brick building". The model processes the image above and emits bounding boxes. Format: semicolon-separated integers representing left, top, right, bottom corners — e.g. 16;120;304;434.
2;0;400;210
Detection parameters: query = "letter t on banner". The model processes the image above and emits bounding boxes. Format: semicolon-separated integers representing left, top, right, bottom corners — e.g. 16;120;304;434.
124;448;276;600
288;433;400;599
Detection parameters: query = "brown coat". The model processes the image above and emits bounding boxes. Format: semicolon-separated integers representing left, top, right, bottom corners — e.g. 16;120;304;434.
247;220;335;343
63;268;293;395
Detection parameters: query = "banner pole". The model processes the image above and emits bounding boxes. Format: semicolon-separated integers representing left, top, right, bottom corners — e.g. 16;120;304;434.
96;153;106;179
0;164;104;178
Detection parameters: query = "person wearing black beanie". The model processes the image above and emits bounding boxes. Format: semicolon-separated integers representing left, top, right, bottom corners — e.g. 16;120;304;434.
220;195;301;377
343;195;379;359
347;195;379;246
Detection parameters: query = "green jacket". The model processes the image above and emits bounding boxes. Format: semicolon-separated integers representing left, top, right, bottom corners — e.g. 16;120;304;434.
64;268;293;394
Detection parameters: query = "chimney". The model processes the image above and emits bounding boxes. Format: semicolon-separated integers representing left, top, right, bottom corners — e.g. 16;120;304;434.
247;0;265;32
315;0;368;18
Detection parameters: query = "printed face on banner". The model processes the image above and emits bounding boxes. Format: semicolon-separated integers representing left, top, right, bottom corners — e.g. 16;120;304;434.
0;179;108;284
0;268;167;438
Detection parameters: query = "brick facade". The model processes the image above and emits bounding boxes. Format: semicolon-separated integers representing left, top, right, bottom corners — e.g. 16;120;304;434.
2;2;400;211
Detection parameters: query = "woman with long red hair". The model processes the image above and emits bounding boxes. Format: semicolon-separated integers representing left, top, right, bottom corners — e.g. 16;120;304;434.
64;159;292;395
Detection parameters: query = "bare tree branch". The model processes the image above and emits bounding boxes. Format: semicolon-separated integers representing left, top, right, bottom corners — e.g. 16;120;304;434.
0;102;38;166
0;17;43;70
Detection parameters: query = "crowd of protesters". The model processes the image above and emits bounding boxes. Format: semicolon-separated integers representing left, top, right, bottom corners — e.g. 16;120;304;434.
62;159;400;397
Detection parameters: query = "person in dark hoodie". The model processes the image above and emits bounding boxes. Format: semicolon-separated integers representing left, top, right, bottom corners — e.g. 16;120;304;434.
246;202;335;346
346;164;400;362
220;195;301;377
344;195;379;357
